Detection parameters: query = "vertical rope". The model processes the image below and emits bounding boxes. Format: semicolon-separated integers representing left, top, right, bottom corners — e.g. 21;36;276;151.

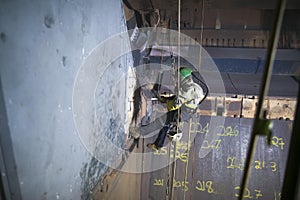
170;141;177;199
198;0;205;71
177;0;181;94
165;37;172;200
191;1;205;199
166;31;175;200
189;125;197;200
169;1;181;199
183;119;192;200
177;0;181;127
166;142;172;200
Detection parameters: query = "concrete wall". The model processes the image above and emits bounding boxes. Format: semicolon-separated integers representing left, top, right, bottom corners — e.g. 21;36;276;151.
0;0;131;199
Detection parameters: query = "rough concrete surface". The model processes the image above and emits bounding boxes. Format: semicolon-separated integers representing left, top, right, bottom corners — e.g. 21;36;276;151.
0;0;131;199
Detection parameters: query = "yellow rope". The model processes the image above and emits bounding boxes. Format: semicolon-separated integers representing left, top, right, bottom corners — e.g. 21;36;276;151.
166;142;172;199
198;0;205;71
189;130;197;200
183;118;192;200
177;0;181;129
169;1;181;199
191;1;205;199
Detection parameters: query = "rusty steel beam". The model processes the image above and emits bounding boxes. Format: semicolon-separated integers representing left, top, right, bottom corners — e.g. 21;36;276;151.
198;96;297;120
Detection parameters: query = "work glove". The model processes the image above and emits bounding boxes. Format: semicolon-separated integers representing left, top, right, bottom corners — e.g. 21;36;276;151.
174;98;182;107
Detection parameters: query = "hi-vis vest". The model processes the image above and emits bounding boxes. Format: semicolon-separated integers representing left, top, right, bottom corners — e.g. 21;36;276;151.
167;82;204;111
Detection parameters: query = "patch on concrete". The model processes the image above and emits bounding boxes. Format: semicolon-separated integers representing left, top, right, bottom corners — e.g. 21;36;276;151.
0;32;7;43
62;56;66;67
44;15;55;28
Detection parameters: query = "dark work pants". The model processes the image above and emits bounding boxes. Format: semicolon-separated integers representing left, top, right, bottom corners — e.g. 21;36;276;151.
154;109;178;147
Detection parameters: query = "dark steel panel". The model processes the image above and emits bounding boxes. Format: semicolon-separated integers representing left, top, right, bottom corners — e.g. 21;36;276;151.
282;85;300;200
143;115;292;199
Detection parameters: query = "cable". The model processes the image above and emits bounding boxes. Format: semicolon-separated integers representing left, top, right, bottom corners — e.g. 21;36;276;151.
196;0;207;106
169;1;181;199
183;119;192;200
166;141;172;200
192;73;209;106
191;1;205;199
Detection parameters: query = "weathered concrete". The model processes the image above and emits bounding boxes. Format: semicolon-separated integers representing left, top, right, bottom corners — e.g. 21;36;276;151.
0;0;131;199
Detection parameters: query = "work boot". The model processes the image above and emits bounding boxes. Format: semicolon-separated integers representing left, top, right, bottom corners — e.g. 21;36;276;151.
147;143;160;151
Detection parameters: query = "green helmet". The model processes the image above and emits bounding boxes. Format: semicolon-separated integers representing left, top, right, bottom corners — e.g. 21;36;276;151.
180;68;193;81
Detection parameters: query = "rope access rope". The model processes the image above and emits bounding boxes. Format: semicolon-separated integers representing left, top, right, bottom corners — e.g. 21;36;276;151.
190;1;205;199
183;120;192;200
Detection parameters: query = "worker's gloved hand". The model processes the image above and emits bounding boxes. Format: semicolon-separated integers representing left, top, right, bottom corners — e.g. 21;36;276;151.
174;98;182;107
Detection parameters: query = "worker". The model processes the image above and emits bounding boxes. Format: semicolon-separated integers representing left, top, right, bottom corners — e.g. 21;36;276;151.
147;67;204;150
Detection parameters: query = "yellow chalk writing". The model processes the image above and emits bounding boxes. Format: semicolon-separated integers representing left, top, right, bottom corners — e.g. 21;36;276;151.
153;179;164;186
190;122;210;134
195;180;214;194
234;186;263;199
201;139;222;150
254;160;266;170
254;190;263;199
226;157;277;173
173;179;189;192
153;147;167;155
176;140;191;151
153;146;189;163
274;192;281;200
270;136;285;150
199;123;210;134
227;157;244;171
215;125;239;137
170;150;189;163
270;161;277;172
